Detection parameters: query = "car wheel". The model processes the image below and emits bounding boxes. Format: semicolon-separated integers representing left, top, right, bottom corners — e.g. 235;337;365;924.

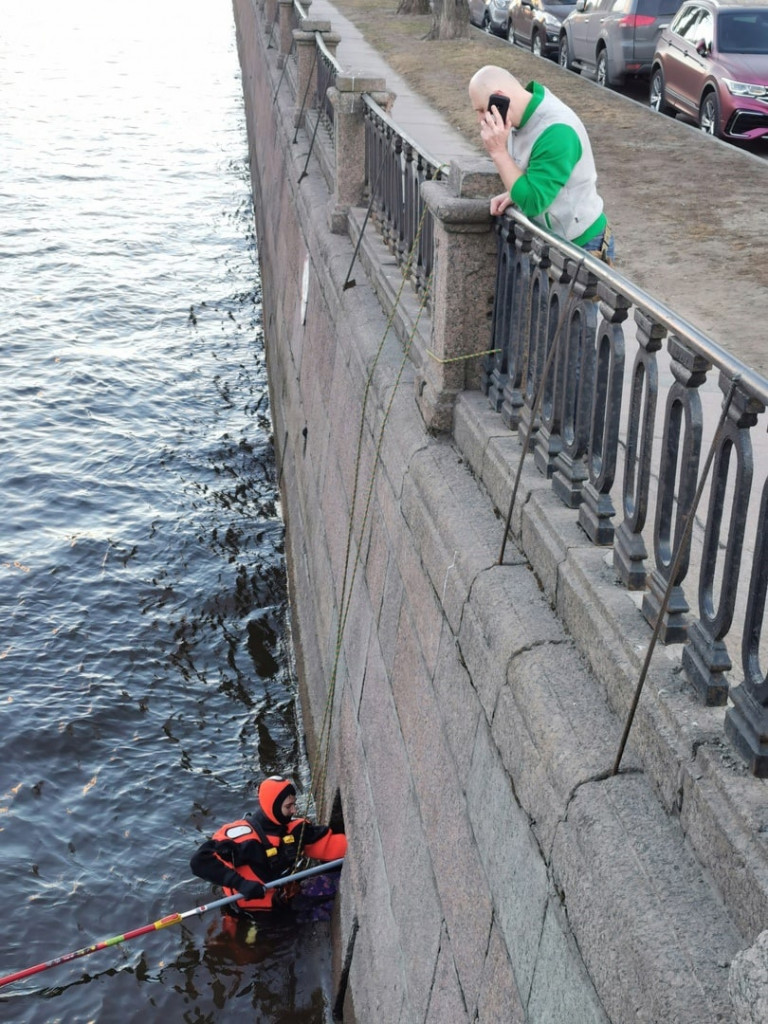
531;32;544;57
559;35;576;71
649;67;673;115
506;20;515;42
595;48;610;88
699;90;721;137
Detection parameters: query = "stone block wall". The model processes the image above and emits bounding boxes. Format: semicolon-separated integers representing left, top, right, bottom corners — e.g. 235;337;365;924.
232;2;765;1021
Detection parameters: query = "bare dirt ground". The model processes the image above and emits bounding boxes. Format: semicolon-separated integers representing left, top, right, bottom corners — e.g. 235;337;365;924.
327;2;768;379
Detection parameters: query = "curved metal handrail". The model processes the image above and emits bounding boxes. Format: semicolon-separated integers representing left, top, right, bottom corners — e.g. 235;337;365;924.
362;93;443;180
508;209;768;406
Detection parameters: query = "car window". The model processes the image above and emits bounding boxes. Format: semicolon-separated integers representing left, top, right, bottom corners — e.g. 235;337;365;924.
637;0;685;16
671;4;704;38
696;9;713;47
718;11;768;53
611;0;631;11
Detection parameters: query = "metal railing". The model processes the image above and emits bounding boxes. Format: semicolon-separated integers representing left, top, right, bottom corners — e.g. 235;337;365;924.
315;32;339;128
362;95;443;301
484;212;768;774
291;0;308;32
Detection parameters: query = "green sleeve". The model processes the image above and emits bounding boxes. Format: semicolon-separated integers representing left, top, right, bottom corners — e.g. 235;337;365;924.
510;123;582;218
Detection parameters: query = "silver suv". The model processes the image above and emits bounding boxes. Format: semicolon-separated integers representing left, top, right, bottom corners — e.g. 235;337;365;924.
558;0;683;86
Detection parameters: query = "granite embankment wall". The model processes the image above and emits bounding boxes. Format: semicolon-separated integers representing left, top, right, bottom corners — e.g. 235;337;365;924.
232;2;768;1021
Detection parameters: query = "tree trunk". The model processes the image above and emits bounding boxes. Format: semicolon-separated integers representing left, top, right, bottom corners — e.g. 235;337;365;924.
397;0;431;13
426;0;471;39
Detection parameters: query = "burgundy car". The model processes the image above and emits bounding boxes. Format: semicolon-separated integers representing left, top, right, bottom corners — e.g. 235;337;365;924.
650;0;768;139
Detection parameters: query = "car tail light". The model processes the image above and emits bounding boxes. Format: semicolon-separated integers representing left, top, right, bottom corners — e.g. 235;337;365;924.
618;14;656;26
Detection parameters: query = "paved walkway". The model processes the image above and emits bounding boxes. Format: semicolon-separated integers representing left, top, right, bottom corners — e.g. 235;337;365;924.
308;0;478;163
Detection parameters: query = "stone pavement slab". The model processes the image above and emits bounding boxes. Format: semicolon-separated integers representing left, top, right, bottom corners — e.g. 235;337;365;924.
307;0;478;163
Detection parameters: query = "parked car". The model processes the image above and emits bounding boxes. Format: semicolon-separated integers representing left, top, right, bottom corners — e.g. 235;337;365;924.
650;0;768;137
485;0;516;35
469;0;511;33
509;0;578;56
558;0;684;86
468;0;493;29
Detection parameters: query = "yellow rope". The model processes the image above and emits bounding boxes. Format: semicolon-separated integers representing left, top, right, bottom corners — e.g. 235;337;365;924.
426;347;500;364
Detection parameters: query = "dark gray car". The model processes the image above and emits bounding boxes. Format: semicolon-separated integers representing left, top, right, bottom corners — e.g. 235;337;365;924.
509;0;578;56
558;0;683;86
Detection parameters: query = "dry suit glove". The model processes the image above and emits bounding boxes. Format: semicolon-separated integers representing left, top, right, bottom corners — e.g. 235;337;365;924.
231;876;266;900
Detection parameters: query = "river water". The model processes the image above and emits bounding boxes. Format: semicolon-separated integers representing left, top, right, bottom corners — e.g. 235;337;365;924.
0;1;334;1020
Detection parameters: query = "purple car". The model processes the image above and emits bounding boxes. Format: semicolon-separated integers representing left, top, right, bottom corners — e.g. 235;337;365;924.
650;0;768;139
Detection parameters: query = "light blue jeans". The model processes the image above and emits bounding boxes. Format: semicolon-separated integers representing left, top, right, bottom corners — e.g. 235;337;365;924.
583;225;615;263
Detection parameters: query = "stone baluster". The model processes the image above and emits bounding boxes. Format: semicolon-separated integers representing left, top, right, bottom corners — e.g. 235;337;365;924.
265;0;279;39
363;110;387;224
482;220;510;404
417;162;500;433
499;224;533;432
578;281;631;544
326;75;391;234
641;335;710;643
726;471;768;775
683;376;763;705
417;159;437;295
517;237;551;452
533;249;572;478
550;261;598;508
293;21;332;128
278;0;294;65
613;309;666;589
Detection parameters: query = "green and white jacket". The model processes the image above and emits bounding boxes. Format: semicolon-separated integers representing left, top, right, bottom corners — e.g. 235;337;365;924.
508;82;606;247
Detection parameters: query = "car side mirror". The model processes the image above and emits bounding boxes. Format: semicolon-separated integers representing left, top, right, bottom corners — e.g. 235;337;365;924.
695;38;710;56
576;0;586;9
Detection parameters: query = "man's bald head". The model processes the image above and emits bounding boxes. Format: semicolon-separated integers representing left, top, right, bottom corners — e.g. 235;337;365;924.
468;66;529;125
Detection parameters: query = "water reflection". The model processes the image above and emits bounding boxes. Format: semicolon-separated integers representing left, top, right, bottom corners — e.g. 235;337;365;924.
0;1;332;1019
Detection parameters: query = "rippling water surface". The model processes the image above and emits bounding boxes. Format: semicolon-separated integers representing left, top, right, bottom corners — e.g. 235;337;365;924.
0;2;332;1020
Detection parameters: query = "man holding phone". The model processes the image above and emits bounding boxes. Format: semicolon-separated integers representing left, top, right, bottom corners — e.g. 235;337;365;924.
468;65;613;262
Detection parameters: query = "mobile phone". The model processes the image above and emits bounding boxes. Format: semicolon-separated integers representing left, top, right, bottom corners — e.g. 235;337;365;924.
488;92;510;122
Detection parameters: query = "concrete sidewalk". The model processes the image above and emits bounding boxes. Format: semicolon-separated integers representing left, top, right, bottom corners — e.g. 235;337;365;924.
308;0;478;164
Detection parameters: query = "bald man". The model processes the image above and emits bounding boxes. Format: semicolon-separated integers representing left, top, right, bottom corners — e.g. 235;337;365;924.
468;65;613;261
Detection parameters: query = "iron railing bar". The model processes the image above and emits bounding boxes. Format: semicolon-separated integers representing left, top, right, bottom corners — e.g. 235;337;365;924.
362;94;443;180
611;375;741;775
498;257;585;564
507;211;768;407
315;30;342;74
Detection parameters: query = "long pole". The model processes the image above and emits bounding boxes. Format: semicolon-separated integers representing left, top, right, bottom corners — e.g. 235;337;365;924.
0;858;345;990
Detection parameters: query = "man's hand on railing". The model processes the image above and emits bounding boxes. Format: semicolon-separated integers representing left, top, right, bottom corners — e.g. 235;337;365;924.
490;192;512;217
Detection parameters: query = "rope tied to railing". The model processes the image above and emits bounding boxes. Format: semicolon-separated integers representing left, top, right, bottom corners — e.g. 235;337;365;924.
426;347;501;364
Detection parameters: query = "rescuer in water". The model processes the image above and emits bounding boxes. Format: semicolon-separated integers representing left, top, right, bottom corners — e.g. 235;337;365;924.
190;776;347;914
